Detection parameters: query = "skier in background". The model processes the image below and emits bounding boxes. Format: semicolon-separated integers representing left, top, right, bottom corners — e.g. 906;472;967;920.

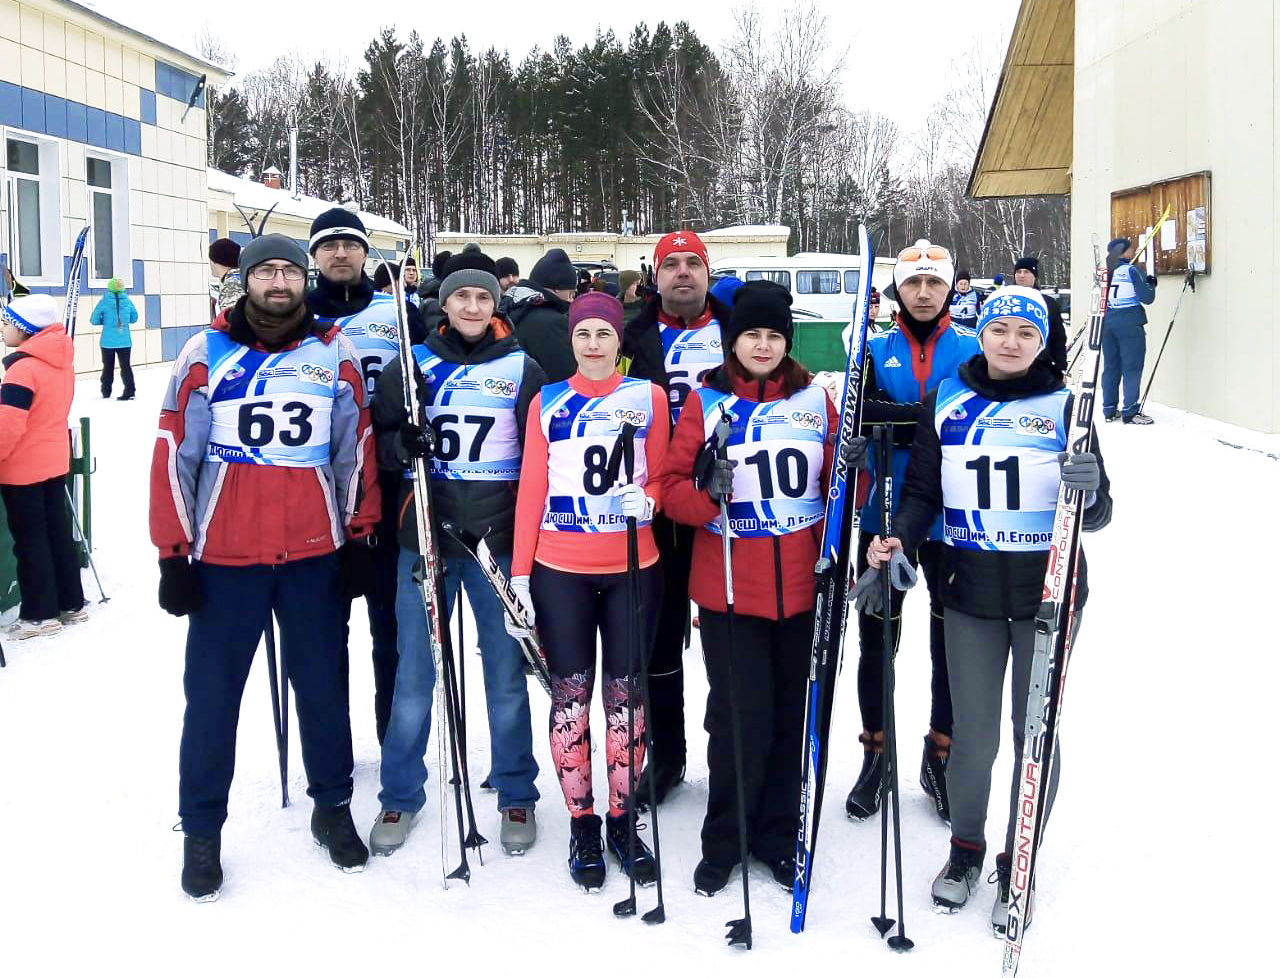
403;256;421;307
150;235;380;901
1100;237;1157;424
949;268;981;329
509;292;668;890
208;238;243;315
868;285;1111;927
1013;256;1068;373
91;278;139;400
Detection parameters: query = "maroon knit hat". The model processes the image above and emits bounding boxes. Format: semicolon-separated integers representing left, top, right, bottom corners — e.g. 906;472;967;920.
568;292;625;338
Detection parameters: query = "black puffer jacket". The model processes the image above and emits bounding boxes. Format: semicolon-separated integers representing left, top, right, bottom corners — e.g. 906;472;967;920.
894;356;1113;620
620;292;736;403
499;281;576;382
371;316;547;558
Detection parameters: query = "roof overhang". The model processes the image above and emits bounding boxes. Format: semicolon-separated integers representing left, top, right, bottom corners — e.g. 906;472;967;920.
968;0;1074;199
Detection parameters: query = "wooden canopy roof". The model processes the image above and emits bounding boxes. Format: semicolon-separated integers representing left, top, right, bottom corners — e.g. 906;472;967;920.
968;0;1074;198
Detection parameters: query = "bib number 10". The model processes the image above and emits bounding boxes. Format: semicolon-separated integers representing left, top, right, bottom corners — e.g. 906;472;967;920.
239;401;314;447
745;448;808;499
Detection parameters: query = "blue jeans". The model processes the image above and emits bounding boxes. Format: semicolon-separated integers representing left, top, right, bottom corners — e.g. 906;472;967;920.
1101;320;1147;418
378;548;539;813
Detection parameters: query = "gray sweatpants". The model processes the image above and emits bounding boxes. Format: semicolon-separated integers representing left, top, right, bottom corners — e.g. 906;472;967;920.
944;609;1080;856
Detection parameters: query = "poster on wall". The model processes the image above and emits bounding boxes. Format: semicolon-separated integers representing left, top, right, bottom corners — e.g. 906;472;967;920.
1186;207;1207;273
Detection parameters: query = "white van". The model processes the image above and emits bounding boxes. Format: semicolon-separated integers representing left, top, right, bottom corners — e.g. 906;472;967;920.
710;252;898;323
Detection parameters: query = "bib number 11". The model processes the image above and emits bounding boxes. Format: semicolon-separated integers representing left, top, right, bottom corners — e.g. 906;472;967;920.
965;455;1021;509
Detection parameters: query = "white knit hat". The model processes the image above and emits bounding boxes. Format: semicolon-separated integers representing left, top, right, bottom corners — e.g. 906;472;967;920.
892;239;955;292
1;294;61;334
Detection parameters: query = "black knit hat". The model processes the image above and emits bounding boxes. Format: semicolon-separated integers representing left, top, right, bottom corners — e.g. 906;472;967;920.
373;262;400;290
725;279;794;353
1014;255;1040;279
439;248;501;308
955;267;972;283
209;237;241;268
239;233;308;279
404;255;416;268
495;257;520;279
309;207;368;255
530;248;578;291
431;251;453;279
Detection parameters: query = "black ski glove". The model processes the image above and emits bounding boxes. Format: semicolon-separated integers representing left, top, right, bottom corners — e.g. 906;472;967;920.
693;448;736;503
400;421;433;460
842;435;869;471
339;540;376;600
158;556;201;617
1145;274;1157;287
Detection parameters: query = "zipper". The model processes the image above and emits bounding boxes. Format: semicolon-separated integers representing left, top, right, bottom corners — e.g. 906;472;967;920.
773;537;785;620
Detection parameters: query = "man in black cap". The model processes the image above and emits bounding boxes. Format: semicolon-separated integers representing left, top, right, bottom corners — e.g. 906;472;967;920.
1013;255;1068;373
498;247;577;382
208;238;244;316
307;207;420;744
495;257;520;295
403;256;421;307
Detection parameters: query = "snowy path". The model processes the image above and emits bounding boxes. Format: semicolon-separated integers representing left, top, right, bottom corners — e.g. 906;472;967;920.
1;365;1275;976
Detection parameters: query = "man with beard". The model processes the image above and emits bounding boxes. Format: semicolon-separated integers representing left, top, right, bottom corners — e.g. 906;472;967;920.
307;208;422;745
619;230;734;805
150;234;380;900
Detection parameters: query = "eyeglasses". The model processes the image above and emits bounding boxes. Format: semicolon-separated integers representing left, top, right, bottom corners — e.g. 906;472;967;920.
316;240;364;254
249;264;306;282
897;244;952;263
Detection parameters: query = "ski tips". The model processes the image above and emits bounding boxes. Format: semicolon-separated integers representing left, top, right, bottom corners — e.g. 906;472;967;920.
725;916;753;950
641;905;666;925
612;896;637;918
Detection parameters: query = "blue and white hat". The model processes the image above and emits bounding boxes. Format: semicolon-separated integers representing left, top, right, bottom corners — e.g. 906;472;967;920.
976;286;1049;348
1;294;61;335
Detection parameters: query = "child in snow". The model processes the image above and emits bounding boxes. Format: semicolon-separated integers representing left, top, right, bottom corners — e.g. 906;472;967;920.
0;295;87;639
867;286;1112;931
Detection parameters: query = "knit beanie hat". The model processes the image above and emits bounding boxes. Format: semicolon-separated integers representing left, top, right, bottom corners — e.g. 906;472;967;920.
431;251;453;279
709;275;744;306
308;207;369;255
976;286;1050;349
530;248;578;292
1107;237;1131;255
1;294;60;334
372;262;400;291
107;277;125;293
893;239;955;293
495;257;520;280
439;249;501;308
568;292;625;339
725;279;794;353
653;230;709;269
208;237;241;268
404;255;417;268
955;267;972;283
240;234;309;279
1014;256;1040;279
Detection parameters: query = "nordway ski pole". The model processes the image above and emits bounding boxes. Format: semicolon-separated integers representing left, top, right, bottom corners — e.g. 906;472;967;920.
1137;268;1195;414
263;614;289;808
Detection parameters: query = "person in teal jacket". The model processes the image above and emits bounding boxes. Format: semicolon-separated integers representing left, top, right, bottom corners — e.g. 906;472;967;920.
91;278;138;400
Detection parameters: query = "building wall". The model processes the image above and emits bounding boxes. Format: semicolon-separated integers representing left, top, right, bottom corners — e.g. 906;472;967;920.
0;0;216;371
1072;0;1278;432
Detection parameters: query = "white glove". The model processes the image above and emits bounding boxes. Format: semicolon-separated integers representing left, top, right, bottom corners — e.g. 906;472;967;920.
505;575;535;641
614;483;654;521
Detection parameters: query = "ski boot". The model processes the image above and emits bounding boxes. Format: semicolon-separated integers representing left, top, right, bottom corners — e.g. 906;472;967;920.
931;839;985;912
693;859;734;897
919;732;951;823
990;852;1035;937
501;807;537;855
181;832;223;903
369;810;415;856
568;814;606;891
606;811;657;886
756;854;796;892
312;803;369;872
845;731;885;820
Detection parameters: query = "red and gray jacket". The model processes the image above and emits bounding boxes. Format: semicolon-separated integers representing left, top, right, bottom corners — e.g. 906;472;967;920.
149;303;379;566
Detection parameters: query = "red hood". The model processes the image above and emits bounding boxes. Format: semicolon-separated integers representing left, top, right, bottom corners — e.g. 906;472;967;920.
13;323;73;370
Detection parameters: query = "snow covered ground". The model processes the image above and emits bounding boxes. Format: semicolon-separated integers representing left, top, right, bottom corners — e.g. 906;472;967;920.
2;364;1276;976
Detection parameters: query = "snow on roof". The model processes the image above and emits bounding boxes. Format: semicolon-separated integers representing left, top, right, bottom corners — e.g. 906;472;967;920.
702;225;791;237
207;169;410;238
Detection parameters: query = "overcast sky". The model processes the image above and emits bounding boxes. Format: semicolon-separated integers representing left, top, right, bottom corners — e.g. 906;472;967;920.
90;0;1019;136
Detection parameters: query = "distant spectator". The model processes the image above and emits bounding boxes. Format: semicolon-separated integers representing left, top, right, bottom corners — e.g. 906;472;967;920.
90;277;139;400
0;295;87;639
4;266;29;301
619;269;645;327
372;261;401;293
575;268;592;298
1013;255;1067;373
708;275;744;308
403;256;421;307
1101;237;1158;425
498;247;577;382
949;267;981;329
417;250;452;323
495;257;520;294
208;238;244;315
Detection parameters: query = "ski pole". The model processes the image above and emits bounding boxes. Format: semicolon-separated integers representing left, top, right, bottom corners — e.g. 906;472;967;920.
714;406;752;950
613;424;640;921
450;595;466;787
63;485;108;603
1137;268;1195;414
263;614;289;808
0;636;7;668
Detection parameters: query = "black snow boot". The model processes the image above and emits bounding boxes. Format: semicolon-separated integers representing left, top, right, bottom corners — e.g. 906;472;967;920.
606;811;657;886
693;858;734;897
181;832;223;902
311;803;369;872
568;814;606;891
845;731;885;820
756;854;796;892
919;732;951;823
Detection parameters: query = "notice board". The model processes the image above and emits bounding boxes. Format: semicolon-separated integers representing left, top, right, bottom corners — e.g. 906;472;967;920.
1110;171;1211;275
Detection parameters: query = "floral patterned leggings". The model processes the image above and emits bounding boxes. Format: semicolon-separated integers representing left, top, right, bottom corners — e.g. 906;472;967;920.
530;562;662;818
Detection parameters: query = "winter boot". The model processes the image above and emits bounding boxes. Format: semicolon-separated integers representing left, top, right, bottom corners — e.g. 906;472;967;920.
311;803;369;872
931;839;985;911
500;807;537;855
990;852;1034;937
568;814;606;891
606;811;657;886
6;619;62;640
845;731;885;820
369;810;415;856
693;858;734;897
919;732;951;823
58;605;90;625
1123;411;1154;425
756;854;796;892
181;832;223;903
634;756;685;810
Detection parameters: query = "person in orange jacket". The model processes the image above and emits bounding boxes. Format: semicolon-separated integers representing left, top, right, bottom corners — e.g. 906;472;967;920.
0;295;87;639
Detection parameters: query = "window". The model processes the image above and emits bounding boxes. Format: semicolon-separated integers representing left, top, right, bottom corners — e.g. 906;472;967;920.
85;154;131;286
745;270;791;290
7;139;44;278
796;270;840;295
843;270;862;294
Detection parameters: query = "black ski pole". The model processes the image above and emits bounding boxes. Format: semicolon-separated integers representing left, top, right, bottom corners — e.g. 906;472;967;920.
63;485;108;602
871;427;895;940
443;572;486;857
1137;268;1195;414
613;424;640;921
714;408;752;950
451;595;466;788
0;636;7;668
263;614;289;808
